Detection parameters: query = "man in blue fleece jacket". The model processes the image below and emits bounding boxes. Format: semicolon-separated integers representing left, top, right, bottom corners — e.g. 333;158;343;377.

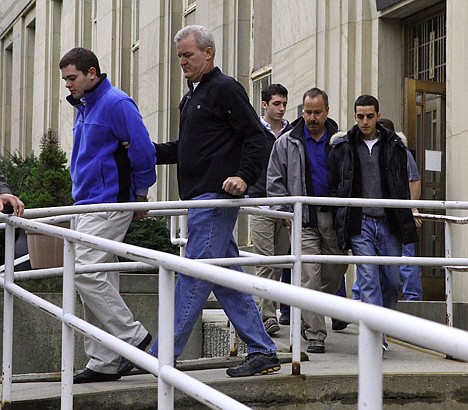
60;48;156;383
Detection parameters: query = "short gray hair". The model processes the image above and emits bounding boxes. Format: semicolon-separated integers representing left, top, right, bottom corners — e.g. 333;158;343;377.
174;25;216;56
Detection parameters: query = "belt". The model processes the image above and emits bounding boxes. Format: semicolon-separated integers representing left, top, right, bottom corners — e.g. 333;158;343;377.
362;214;386;221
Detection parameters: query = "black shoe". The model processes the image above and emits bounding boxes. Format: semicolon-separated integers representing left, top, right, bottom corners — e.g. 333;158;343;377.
278;312;290;325
73;368;120;384
118;333;152;376
226;353;281;377
307;339;325;354
332;319;349;331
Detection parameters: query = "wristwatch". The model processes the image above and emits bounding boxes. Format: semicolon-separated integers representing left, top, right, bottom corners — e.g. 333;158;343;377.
135;195;148;202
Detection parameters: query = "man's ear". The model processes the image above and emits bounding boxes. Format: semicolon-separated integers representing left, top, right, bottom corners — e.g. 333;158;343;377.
204;47;214;61
88;66;98;80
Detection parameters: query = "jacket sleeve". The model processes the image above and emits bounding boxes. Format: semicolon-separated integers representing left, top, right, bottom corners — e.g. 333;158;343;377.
266;138;292;213
154;141;179;164
110;99;157;191
0;174;12;195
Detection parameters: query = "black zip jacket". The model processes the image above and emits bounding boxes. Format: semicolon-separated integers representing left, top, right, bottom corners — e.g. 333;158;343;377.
155;67;266;200
328;123;418;249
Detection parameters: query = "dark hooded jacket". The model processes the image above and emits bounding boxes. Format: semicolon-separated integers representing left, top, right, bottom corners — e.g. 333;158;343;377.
328;123;418;250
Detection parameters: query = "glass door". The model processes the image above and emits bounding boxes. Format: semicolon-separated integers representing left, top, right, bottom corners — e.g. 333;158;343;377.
405;79;446;297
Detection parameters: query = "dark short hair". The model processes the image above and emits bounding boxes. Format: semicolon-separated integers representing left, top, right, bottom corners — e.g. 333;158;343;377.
261;84;288;104
354;94;379;114
174;25;216;56
377;118;395;131
59;47;101;76
302;87;329;107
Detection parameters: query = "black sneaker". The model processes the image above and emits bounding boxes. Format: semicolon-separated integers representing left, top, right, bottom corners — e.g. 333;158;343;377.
331;319;349;331
118;333;152;376
278;312;290;325
73;368;120;384
226;353;281;377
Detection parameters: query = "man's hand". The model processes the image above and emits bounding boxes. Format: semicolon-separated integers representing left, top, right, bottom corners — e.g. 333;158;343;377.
133;195;149;220
222;176;247;196
0;193;25;217
412;208;422;229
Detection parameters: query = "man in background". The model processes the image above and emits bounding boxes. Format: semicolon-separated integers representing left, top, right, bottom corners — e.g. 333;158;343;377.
267;87;347;354
249;83;292;335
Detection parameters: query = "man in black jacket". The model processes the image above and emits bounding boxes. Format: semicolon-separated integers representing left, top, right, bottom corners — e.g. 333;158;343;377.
328;94;418;353
249;84;292;335
148;25;279;378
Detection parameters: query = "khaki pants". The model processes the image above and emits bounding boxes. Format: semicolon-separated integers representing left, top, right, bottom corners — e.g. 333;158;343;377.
251;214;290;320
74;211;148;373
301;211;348;341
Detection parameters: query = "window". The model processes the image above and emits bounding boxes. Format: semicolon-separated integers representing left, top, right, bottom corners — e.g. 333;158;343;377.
405;7;446;82
251;70;271;116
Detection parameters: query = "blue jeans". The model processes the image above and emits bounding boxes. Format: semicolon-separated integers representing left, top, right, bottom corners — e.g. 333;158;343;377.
400;243;423;301
149;192;276;358
350;216;401;310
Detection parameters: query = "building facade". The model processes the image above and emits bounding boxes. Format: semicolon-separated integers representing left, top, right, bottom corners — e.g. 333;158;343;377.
1;0;467;300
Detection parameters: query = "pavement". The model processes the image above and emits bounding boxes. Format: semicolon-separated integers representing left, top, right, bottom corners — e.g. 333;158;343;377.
4;310;468;409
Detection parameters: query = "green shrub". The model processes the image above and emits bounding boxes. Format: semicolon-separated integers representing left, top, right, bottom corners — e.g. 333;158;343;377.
122;216;178;255
0;151;38;197
20;129;73;208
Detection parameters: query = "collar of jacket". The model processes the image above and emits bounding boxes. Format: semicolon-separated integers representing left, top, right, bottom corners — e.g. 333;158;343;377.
66;73;109;107
288;117;339;143
187;66;220;92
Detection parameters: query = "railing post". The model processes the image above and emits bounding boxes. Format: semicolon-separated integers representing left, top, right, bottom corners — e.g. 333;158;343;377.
61;232;76;410
291;202;302;375
444;221;453;328
2;223;15;406
358;321;382;410
179;214;187;258
158;265;175;410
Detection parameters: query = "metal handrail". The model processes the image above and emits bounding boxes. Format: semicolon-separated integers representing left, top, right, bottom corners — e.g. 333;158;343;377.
1;196;468;409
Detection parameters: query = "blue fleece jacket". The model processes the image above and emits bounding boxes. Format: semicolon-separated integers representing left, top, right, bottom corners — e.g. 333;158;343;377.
68;75;156;205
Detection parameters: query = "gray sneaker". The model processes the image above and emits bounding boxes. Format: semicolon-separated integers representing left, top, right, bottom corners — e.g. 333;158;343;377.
263;317;280;335
307;339;325;354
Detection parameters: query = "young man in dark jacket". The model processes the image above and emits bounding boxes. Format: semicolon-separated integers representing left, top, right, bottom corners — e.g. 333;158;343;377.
267;88;348;354
328;94;418;353
249;84;292;335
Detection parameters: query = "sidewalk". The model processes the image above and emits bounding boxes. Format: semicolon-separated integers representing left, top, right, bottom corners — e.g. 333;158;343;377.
4;310;468;409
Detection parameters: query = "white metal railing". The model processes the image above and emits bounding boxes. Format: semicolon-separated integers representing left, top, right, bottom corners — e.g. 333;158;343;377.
1;197;468;410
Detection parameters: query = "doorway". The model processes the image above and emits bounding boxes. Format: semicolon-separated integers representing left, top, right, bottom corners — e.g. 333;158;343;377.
405;78;446;298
